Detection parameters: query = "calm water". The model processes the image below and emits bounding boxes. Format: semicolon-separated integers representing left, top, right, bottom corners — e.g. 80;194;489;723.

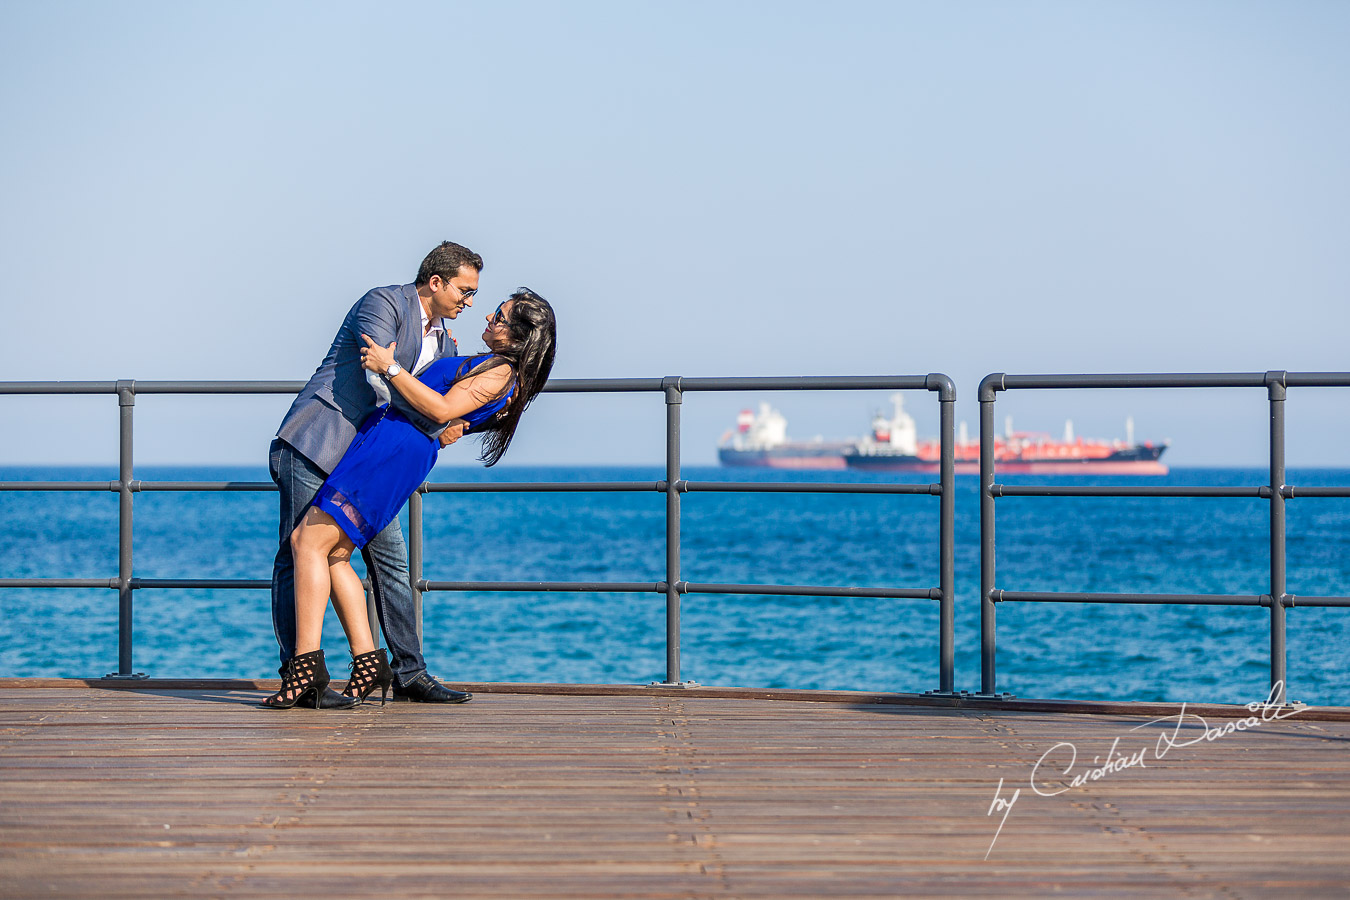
1;465;1347;706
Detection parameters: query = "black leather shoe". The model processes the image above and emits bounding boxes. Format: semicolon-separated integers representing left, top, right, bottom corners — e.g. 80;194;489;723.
392;671;472;704
316;686;361;709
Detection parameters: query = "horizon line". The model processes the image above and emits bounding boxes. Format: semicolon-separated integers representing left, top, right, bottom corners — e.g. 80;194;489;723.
0;462;1344;471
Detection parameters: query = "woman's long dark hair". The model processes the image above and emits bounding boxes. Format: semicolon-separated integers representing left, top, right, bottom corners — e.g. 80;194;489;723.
456;287;556;466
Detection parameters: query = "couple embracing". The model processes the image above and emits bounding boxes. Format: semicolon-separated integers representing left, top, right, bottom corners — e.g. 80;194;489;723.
264;241;556;710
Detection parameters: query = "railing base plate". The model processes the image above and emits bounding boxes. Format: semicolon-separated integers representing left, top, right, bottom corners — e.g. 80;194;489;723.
647;681;701;688
923;690;974;698
971;691;1016;700
102;672;148;680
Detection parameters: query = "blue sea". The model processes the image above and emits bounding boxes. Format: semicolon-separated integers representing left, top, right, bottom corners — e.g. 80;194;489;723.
1;465;1347;707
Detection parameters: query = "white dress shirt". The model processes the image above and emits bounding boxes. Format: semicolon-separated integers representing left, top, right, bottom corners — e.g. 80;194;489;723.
366;303;448;405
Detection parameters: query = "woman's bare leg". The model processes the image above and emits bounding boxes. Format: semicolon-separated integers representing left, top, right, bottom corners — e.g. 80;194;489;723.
290;507;350;655
327;544;376;657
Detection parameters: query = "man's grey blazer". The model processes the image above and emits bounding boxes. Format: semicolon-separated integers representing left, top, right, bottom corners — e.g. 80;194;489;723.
276;283;458;474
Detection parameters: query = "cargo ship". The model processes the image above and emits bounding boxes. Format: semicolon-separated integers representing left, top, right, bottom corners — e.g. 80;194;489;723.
718;396;1169;474
846;395;1169;474
716;404;851;469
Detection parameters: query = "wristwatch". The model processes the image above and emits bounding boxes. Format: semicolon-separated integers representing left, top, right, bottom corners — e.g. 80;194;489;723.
385;362;402;378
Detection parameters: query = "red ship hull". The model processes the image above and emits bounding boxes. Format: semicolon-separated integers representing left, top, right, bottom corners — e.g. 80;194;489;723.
847;459;1169;475
846;441;1169;475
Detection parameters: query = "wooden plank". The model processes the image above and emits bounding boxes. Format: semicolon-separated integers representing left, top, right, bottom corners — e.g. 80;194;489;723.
2;678;1347;721
0;687;1346;898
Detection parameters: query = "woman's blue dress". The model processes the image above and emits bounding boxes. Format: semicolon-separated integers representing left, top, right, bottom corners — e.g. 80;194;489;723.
312;355;512;548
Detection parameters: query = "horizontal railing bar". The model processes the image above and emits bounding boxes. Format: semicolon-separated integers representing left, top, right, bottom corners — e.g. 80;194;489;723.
995;590;1267;606
134;481;275;492
543;376;938;393
130;382;306;394
1;578;1334;609
679;481;939;495
678;376;933;391
998;373;1271;390
1290;596;1350;607
2;377;930;397
10;480;1328;500
132;578;271;589
540;378;666;393
417;580;938;599
0;578;116;588
420;581;665;593
680;582;938;600
0;381;310;394
0;482;119;492
993;484;1268;498
419;481;662;493
0;479;949;497
0;483;283;496
0;482;931;497
1284;486;1350;498
993;372;1350;391
1284;373;1350;387
2;577;376;592
0;382;121;394
7;372;1345;398
12;481;1338;501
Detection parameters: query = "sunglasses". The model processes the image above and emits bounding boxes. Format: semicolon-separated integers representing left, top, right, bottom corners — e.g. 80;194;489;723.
443;279;476;302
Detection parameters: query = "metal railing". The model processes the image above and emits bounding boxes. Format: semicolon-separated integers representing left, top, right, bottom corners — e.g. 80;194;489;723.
0;375;958;692
978;371;1350;704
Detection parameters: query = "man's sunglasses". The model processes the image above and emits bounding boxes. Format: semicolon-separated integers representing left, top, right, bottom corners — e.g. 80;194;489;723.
442;279;476;302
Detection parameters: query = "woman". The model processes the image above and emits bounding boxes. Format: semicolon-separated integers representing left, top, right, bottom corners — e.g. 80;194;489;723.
262;289;557;710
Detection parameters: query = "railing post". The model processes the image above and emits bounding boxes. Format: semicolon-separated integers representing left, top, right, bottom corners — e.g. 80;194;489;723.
1267;371;1288;705
660;376;686;685
409;487;424;648
930;374;956;694
978;375;1003;697
108;380;143;678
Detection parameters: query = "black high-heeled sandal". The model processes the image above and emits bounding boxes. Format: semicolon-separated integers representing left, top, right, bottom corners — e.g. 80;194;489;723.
261;649;359;709
342;648;394;705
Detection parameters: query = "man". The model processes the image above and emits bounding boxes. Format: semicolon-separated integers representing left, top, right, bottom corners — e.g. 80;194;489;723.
269;240;482;703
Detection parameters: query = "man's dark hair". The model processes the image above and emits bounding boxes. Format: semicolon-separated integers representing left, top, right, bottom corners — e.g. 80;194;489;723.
415;241;484;287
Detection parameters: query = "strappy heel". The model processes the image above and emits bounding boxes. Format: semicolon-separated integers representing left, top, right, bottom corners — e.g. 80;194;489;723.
342;648;394;705
261;649;359;709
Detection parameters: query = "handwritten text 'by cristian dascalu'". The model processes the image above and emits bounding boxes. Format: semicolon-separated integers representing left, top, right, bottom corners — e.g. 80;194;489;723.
984;683;1302;859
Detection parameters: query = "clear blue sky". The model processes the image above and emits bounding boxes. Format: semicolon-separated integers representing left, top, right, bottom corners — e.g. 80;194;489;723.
2;1;1347;467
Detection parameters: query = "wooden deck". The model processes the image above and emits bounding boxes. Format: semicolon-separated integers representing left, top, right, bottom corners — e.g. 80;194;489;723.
1;682;1348;898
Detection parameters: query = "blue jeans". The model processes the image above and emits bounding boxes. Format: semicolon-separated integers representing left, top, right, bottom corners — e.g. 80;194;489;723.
269;439;427;686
